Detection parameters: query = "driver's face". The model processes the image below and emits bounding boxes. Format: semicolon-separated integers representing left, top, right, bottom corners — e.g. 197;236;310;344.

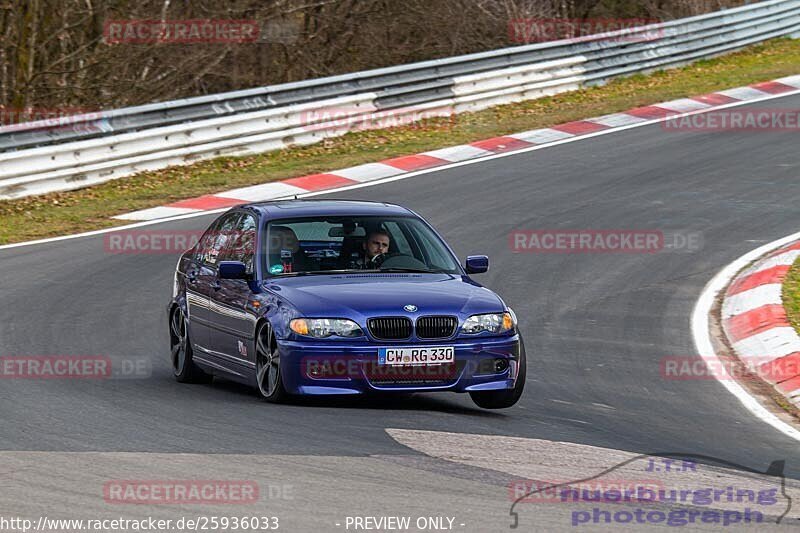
365;234;390;257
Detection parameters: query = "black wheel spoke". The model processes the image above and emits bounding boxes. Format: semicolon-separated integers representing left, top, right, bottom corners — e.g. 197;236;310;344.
267;364;279;393
257;363;268;385
170;310;186;374
256;333;269;356
256;327;280;398
171;343;180;364
171;312;183;339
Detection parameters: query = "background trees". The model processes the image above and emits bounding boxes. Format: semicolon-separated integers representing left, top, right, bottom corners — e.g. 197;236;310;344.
0;0;747;115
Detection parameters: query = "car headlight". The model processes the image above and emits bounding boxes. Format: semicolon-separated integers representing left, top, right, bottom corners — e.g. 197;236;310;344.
462;312;515;334
290;318;363;338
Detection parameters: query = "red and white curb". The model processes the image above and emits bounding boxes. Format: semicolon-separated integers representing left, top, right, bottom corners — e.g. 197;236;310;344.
114;75;800;221
721;241;800;407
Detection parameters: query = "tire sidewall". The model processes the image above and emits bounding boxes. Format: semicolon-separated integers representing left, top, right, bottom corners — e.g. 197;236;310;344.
256;322;287;402
171;307;189;379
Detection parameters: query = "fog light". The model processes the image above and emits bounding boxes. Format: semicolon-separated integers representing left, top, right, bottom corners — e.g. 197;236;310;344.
494;358;509;373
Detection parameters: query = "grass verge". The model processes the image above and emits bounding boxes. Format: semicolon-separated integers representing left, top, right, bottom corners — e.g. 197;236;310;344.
783;256;800;334
2;37;800;244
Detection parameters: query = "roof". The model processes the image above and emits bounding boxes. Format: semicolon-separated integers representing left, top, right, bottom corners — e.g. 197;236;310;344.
246;199;413;218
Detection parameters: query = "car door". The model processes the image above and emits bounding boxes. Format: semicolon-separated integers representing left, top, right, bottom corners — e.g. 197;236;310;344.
183;217;224;352
207;212;259;372
191;212;241;360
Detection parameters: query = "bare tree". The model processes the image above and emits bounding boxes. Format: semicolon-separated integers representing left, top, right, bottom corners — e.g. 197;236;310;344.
0;0;748;118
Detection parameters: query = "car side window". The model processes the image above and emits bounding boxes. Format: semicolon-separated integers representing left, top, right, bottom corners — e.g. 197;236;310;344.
202;213;241;267
195;217;222;263
221;213;257;274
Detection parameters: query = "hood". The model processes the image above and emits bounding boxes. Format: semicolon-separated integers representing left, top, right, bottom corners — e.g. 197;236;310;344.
264;273;504;320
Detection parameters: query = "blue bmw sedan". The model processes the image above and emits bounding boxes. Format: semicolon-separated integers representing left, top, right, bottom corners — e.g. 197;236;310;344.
168;200;525;408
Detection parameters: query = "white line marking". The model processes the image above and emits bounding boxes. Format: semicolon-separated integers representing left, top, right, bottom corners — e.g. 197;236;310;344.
692;231;800;442
216;182;306;201
655;98;712;113
330;163;405;182
587;113;647;127
421;145;493;162
2;85;800;252
716;86;771;100
775;75;800;89
507;128;573;144
732;327;800;361
752;250;800;274
721;284;782;318
113;206;200;221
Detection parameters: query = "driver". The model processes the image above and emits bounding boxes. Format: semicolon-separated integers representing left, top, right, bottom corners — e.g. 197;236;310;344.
361;229;391;269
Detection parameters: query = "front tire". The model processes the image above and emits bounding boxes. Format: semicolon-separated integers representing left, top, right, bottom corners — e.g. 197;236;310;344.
255;323;288;403
470;337;526;409
170;306;212;384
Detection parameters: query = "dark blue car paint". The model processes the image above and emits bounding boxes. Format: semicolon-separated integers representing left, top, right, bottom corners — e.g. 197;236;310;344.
169;200;522;395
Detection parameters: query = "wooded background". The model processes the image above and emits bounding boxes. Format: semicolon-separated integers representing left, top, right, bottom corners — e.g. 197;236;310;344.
0;0;747;117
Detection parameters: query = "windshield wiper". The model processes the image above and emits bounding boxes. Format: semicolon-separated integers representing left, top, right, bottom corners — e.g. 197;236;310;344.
270;268;447;277
377;267;445;273
271;269;356;276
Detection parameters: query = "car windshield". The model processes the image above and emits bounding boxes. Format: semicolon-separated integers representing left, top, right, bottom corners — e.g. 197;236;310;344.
263;216;461;276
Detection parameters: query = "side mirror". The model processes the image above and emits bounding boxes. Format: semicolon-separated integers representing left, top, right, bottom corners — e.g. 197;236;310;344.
465;255;489;274
218;261;249;280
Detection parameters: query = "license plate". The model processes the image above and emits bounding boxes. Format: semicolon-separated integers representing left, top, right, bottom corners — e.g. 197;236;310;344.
378;346;455;366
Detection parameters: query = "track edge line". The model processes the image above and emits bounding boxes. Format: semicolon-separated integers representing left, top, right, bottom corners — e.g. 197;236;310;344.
692;232;800;442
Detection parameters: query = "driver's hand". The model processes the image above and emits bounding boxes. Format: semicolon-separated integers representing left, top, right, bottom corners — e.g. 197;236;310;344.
371;253;385;268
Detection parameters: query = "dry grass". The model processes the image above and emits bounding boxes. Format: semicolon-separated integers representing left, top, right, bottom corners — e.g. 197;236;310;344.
2;38;800;244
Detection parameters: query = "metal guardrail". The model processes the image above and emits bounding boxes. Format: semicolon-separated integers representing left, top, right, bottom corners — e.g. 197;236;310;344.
0;0;798;199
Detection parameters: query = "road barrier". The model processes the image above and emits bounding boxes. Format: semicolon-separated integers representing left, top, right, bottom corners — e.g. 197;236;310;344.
1;0;798;199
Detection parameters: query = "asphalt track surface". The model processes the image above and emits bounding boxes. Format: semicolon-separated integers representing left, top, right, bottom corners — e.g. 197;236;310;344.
2;94;800;531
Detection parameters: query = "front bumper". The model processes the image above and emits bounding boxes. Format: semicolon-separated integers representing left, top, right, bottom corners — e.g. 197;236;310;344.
278;334;522;395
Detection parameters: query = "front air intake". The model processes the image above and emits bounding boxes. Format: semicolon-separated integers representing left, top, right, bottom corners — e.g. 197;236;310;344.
368;317;412;340
416;316;457;339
